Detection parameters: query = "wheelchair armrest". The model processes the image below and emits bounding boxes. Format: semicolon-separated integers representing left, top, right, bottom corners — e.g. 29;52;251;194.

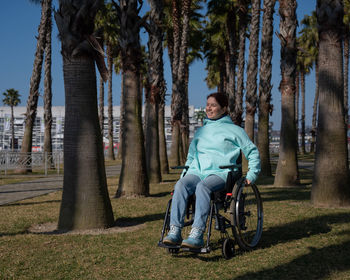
219;164;241;171
171;166;189;171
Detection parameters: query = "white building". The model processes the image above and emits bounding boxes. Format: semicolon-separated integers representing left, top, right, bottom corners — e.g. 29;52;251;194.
0;105;198;151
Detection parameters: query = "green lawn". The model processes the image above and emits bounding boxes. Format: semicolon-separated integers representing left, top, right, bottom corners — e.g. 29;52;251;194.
0;166;350;279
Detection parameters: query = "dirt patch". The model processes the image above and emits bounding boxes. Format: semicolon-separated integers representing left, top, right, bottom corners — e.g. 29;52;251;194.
28;221;146;235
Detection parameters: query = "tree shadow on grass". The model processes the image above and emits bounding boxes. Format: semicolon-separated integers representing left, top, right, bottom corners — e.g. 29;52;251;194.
260;187;311;203
0;200;61;207
115;213;165;227
234;239;350;280
261;212;350;249
148;191;171;198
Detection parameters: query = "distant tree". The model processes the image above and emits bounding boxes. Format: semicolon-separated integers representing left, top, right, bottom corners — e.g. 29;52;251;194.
143;0;166;183
19;0;51;173
236;0;248;127
194;108;206;125
245;0;261;142
312;0;350;207
344;0;350;126
274;0;299;187
43;0;54;168
113;0;149;197
95;3;120;161
55;0;114;230
296;35;313;154
299;12;318;153
257;0;276;176
2;89;21;151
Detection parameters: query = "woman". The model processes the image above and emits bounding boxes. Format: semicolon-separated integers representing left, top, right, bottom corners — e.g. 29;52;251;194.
163;92;261;249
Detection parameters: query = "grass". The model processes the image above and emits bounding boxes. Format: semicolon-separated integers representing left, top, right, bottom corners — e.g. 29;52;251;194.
0;163;350;279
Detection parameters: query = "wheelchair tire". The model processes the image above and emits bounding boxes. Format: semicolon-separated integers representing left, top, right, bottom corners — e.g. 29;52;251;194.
230;180;263;251
222;238;235;260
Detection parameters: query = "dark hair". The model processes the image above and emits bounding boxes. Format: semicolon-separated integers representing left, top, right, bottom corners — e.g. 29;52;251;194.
207;92;228;108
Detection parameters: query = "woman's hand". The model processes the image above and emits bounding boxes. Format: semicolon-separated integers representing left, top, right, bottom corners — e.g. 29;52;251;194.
245;179;251;185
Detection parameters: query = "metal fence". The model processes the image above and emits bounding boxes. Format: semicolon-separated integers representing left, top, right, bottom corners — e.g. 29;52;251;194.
0;151;63;175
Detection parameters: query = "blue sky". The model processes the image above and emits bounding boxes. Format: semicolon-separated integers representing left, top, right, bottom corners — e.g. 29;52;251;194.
0;1;317;130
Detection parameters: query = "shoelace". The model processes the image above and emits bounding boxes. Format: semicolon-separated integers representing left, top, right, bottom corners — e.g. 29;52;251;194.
169;225;178;235
189;227;203;238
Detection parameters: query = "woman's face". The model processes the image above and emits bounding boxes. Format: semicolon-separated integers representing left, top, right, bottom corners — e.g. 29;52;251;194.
206;97;227;120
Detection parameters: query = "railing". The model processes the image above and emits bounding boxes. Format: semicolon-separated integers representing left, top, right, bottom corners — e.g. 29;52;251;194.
0;151;63;176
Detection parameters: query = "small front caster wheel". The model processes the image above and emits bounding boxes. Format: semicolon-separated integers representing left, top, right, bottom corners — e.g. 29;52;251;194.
167;247;180;255
222;238;235;259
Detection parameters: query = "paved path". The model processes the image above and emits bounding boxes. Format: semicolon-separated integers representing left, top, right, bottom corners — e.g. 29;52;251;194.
0;165;121;206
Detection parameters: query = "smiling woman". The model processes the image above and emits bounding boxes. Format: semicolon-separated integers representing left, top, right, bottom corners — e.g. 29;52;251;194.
163;92;261;249
205;93;228;120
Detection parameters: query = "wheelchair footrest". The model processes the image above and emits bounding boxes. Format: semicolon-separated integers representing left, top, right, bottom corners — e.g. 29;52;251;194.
158;241;210;254
158;242;181;249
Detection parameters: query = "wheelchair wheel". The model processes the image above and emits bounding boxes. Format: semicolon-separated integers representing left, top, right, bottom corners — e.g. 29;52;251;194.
231;180;263;251
222;238;235;259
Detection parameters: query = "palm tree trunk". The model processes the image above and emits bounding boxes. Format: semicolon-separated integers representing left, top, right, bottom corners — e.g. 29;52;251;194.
234;12;246;126
58;56;114;229
19;0;49;173
55;0;114;230
159;102;169;174
115;0;149;197
99;76;105;141
295;71;299;152
300;72;306;154
169;0;182;167
310;61;319;153
226;6;237;123
116;73;124;160
146;0;166;182
312;0;350;207
107;44;115;160
181;62;189;161
10;106;15;151
344;33;349;127
43;0;53;168
257;0;275;177
245;0;260;141
274;0;299;187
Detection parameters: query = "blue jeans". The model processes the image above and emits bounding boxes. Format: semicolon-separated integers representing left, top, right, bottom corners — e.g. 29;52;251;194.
170;174;226;231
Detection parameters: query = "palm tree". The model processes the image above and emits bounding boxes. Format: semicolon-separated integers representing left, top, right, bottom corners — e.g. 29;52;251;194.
54;0;114;230
143;0;166;183
235;0;248;127
95;3;120;161
311;0;350;207
296;35;313;155
274;0;299;187
168;0;193;166
344;0;350;127
106;43;116;161
299;12;318;153
43;0;54;168
245;0;261;141
19;0;51;173
257;0;275;176
2;89;21;151
194;108;206;125
99;75;105;138
113;0;149;197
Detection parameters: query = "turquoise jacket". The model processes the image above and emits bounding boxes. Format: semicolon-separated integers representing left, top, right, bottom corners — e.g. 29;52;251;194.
184;115;261;183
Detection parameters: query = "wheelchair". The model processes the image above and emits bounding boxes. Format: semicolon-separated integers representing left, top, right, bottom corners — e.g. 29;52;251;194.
157;160;263;259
